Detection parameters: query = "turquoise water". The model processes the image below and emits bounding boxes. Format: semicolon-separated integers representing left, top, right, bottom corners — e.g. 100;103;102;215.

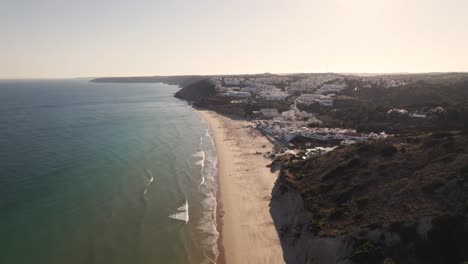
0;80;218;264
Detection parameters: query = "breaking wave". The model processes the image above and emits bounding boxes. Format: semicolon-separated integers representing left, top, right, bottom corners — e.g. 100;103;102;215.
191;116;220;264
143;169;154;196
168;200;189;223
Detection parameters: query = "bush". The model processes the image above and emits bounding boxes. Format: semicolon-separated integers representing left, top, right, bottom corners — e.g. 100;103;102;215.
353;213;364;222
347;156;361;167
431;131;453;138
329;207;347;219
422;178;445;193
322;164;346;180
357;143;372;153
302;186;318;197
319;183;334;193
378;143;398;157
433;153;456;163
296;151;306;158
383;258;396;264
460;165;468;175
334;188;354;204
356;196;369;208
350;240;383;263
279;183;288;195
283;159;306;172
308;219;322;234
424;138;444;148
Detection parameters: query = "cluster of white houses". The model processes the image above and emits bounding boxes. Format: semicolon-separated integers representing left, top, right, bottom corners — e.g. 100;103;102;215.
315;83;347;94
387;107;446;119
254;106;321;123
210;75;395;157
259;91;289;100
216;78;291;101
295;94;334;107
223;90;251;98
365;78;407;89
214;75;408;104
257;120;387;144
223;77;244;86
286;75;341;93
251;76;291;85
213;75;350;105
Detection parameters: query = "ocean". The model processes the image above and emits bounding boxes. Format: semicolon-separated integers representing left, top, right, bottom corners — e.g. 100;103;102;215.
0;80;218;264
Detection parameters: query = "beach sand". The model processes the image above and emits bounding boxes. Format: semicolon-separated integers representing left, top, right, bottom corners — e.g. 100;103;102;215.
197;110;284;264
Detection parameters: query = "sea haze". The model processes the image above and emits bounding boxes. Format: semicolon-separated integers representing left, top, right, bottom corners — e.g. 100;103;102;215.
0;80;218;264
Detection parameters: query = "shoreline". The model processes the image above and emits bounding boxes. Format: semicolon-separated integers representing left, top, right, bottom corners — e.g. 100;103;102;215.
196;109;284;264
215;162;226;264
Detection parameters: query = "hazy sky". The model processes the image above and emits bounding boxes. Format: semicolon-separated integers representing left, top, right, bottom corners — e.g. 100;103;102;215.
1;0;468;78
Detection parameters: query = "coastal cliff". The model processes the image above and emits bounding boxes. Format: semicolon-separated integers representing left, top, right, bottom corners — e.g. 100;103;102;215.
271;132;468;263
174;79;216;100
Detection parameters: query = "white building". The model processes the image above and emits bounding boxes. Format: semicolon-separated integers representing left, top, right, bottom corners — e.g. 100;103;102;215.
240;86;262;93
260;108;279;118
295;94;334;106
318;97;333;107
315;83;347;94
304;147;337;159
253;77;290;85
223;91;251;98
410;113;427;119
215;85;229;92
282;110;295;120
262;92;289;101
224;78;244;86
288;75;340;92
387;108;409;116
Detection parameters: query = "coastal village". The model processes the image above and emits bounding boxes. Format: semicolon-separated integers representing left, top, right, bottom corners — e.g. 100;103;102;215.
192;73;468;264
207;74;400;157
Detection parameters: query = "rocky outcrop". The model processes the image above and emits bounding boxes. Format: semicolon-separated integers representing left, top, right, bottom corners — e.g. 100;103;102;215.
174;79;216;101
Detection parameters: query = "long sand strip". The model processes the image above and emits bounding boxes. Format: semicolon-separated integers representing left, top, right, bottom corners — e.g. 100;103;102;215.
197;110;285;264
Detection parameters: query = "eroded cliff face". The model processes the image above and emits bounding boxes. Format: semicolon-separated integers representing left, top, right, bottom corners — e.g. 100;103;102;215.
270;183;348;263
271;181;468;264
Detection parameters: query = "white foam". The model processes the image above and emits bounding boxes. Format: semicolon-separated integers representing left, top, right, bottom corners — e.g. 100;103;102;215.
143;169;154;196
192;151;205;158
193;135;207;187
177;200;188;212
199;174;206;186
193;149;206;168
168;200;189;224
191;111;220;263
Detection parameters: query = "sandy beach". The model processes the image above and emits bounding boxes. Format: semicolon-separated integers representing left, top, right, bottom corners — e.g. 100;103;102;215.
197;110;284;264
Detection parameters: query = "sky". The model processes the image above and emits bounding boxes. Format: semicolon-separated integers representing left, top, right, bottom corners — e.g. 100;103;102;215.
1;0;468;79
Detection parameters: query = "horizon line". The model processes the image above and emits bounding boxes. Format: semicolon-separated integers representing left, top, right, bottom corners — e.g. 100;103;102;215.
2;71;468;81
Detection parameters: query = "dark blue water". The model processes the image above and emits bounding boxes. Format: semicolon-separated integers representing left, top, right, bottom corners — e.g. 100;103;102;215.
0;80;218;264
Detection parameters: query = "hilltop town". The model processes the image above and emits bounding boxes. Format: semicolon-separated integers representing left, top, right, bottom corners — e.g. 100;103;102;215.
168;73;467;157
